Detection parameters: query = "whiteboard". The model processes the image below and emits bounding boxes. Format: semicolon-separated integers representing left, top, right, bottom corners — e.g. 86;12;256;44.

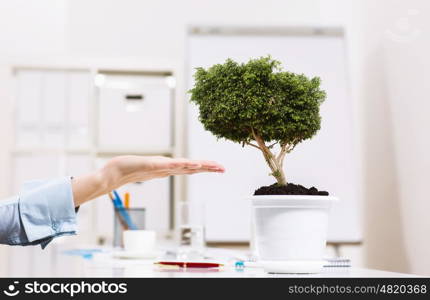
186;27;362;243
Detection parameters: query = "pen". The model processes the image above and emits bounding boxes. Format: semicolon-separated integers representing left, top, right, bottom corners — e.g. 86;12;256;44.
155;262;224;268
108;192;128;229
124;192;130;209
108;191;138;230
112;190;123;205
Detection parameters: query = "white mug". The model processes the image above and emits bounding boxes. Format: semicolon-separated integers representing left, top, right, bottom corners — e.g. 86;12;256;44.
123;230;156;253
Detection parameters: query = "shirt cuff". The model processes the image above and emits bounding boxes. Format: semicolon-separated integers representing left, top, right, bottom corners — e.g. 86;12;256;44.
19;177;78;249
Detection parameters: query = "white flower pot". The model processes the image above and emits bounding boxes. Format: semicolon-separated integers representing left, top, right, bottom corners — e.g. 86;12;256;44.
251;195;338;273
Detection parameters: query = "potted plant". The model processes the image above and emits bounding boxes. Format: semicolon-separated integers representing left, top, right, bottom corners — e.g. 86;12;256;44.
189;56;337;273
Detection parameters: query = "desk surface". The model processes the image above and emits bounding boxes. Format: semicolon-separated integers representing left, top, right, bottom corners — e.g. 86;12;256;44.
84;265;414;278
8;244;414;278
54;252;416;278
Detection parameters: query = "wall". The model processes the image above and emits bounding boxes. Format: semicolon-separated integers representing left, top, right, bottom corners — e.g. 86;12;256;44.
0;0;429;275
0;0;69;196
66;0;321;60
373;0;430;275
0;0;68;58
339;0;430;275
0;0;69;277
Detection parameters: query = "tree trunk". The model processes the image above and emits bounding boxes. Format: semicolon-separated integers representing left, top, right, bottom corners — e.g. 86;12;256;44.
272;164;287;186
250;128;288;186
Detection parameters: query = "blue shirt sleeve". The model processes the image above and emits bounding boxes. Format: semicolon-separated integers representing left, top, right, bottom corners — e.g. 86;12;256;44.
0;177;78;249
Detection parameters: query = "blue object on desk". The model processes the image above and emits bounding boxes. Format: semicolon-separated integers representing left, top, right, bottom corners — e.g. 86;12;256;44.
112;190;138;230
235;261;245;269
62;249;104;260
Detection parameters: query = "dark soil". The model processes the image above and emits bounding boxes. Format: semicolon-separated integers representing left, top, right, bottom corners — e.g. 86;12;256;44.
254;183;329;196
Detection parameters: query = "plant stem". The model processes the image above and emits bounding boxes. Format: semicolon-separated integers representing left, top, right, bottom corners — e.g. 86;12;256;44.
250;128;287;186
273;166;287;186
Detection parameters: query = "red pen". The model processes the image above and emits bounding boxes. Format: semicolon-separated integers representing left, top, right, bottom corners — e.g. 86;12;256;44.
155;262;224;268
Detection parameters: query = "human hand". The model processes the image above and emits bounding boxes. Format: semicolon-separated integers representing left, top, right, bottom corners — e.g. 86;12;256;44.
101;155;224;187
72;156;225;206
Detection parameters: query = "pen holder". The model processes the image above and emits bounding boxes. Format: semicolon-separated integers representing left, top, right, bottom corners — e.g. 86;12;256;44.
113;208;146;248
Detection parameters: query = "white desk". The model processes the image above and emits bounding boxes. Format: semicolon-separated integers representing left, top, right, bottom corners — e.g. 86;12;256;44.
82;265;414;278
7;244;415;277
48;251;416;278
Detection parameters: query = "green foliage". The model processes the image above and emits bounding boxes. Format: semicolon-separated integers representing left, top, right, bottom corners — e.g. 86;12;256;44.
189;56;326;146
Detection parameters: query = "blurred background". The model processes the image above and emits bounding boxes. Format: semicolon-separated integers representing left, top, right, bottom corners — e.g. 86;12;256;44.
0;0;429;276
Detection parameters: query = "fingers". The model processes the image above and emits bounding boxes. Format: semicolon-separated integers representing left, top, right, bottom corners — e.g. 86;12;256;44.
110;155;224;185
177;168;221;175
164;158;197;169
187;159;225;172
167;158;225;173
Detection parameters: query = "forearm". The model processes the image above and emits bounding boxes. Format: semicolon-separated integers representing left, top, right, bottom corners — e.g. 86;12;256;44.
71;171;106;207
71;158;137;207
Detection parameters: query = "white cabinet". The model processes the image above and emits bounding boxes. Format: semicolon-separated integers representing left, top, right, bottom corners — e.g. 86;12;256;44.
12;154;63;192
42;71;67;147
15;70;43;148
97;74;173;151
14;69;91;150
67;72;91;149
8;65;177;278
11;67;175;248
